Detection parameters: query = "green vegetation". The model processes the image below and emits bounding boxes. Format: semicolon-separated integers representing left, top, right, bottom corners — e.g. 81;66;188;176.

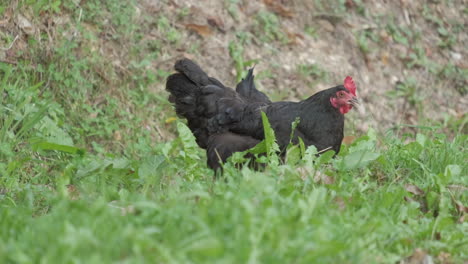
1;73;467;261
0;0;466;263
386;77;425;120
297;63;329;82
254;11;288;44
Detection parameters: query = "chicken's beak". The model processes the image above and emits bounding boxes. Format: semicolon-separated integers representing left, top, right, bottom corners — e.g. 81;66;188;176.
349;97;366;115
348;97;360;107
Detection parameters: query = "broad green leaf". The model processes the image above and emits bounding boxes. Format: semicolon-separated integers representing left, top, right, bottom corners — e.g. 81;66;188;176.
298;137;306;157
177;122;198;151
403;142;423;156
301;145;318;168
367;127;377;141
256;155;268;164
349;139;375;152
106;157;131;169
138;155;165;187
316;150;336;165
261;111;280;157
437;164;461;186
437;27;449;36
177;121;200;161
286;145;301;165
36;116;74;146
425;191;440;212
230;151;249;164
248;140;267;155
16;104;48;139
444;164;461;178
184;237;223;257
138;155;165;179
0;142;13;158
32;140;85;155
341;150;380;170
416;133;427;147
262;112;280;164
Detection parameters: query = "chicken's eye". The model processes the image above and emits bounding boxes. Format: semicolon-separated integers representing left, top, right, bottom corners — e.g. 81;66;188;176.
338;92;344;97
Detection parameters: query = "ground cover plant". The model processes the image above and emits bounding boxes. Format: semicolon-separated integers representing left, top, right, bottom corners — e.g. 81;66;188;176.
0;0;466;263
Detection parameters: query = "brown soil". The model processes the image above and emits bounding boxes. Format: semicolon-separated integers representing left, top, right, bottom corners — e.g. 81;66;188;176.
147;0;467;135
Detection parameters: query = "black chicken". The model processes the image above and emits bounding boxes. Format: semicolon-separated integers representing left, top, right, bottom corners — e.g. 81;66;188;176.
166;58;359;170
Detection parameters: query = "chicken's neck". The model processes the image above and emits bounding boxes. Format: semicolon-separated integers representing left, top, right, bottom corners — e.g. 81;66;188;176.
301;91;343;117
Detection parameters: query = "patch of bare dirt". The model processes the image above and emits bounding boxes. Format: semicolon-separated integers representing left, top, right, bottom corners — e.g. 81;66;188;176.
141;0;467;135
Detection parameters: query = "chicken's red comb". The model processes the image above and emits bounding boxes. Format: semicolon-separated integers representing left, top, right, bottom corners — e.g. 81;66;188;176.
344;76;356;96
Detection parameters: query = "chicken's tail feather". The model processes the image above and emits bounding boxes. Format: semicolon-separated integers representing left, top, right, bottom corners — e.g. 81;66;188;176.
174;58;211;87
166;59;230;149
166;73;197;118
235;68;254;97
166;72;210;148
236;68;271;104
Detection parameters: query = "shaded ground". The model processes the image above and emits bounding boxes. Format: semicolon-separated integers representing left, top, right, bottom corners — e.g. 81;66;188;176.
144;0;467;135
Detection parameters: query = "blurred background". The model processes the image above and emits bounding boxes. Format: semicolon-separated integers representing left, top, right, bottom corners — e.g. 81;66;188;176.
1;0;466;153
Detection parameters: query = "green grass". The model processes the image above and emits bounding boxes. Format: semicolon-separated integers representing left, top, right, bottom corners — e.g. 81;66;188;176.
0;0;467;263
254;11;288;44
1;59;467;262
1;101;466;262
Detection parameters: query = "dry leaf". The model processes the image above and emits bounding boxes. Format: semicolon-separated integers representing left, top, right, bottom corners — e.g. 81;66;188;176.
0;7;12;25
458;214;465;224
345;0;356;9
16;14;35;35
425;46;432;57
114;130;122;141
380;30;391;43
342;135;356;145
405;184;425;195
317;19;335;32
400;248;434;264
436;252;451;264
165;117;177;123
67;184;80;200
455;62;468;69
182;53;195;60
286;31;297;45
207;16;225;33
455;201;468;214
447;184;468;192
404;195;429;213
285;31;304;46
0;19;9;26
313;171;334;185
381;52;389;65
185;24;212;37
334;197;346;211
108;201;136;216
296;167;309;181
263;0;293;18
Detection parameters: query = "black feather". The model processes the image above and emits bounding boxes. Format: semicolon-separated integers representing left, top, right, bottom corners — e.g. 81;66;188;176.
166;58;352;171
236;68;271;104
206;133;260;171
